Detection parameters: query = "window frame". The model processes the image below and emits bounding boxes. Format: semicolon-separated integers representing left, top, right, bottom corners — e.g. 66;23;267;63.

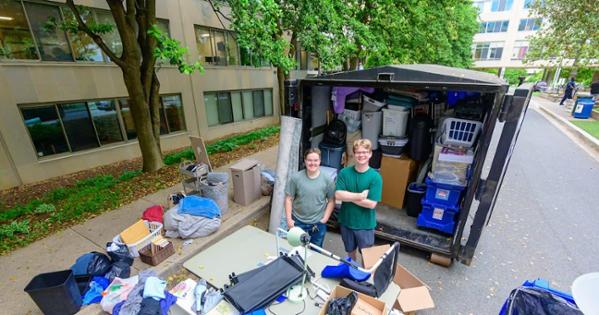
518;18;541;31
19;93;186;159
203;88;274;127
511;40;529;60
194;25;241;67
472;42;504;60
490;0;513;12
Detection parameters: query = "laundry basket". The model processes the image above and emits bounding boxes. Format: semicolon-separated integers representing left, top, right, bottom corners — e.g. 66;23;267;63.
441;118;482;148
112;221;163;257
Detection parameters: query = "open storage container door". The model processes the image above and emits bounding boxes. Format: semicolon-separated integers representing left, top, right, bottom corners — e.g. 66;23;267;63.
456;85;533;265
295;65;531;266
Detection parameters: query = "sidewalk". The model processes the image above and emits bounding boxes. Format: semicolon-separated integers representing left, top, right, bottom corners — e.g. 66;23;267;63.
0;146;279;315
532;95;599;156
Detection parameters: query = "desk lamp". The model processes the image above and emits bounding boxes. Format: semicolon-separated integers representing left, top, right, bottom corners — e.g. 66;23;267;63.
284;227;311;302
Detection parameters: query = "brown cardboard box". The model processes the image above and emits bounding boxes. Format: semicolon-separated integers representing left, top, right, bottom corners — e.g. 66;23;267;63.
345;130;362;166
380;155;416;209
230;159;262;206
362;244;391;270
120;219;150;245
362;245;435;315
318;285;388;315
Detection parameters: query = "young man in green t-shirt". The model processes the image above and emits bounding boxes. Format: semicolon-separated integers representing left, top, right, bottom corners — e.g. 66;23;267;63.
335;139;383;262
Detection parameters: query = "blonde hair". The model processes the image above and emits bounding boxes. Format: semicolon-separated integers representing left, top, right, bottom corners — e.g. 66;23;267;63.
353;139;372;153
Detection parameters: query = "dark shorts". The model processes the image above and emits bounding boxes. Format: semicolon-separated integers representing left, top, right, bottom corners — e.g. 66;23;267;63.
339;225;374;253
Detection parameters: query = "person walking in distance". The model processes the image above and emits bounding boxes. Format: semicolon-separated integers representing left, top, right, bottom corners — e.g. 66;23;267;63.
285;148;335;247
335;139;383;263
559;77;577;106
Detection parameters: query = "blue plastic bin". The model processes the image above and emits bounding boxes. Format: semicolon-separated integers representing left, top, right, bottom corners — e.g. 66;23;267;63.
416;201;459;234
572;99;595;119
424;177;465;207
319;142;345;169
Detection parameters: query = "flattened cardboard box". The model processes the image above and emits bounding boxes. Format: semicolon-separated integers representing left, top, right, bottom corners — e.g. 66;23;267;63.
318;285;388;315
362;245;435;314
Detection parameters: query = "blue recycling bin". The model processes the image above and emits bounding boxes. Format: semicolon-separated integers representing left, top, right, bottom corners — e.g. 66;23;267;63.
572;98;595;119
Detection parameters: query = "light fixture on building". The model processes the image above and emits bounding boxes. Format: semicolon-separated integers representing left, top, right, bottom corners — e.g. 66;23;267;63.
0;16;14;21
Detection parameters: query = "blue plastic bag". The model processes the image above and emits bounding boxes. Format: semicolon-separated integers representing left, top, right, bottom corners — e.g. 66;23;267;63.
178;196;220;219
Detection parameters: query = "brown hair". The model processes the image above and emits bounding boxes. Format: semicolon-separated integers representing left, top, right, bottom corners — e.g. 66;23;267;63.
353;139;372;153
304;148;321;159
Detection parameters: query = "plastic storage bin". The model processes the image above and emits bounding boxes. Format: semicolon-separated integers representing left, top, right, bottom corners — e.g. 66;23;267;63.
24;270;82;315
362;111;383;150
406;183;426;217
363;95;385;112
423;177;465;207
572;99;595;119
112;221;163;257
319;142;345;169
441;118;482;148
417;201;459;235
378;136;408;157
382;107;409;137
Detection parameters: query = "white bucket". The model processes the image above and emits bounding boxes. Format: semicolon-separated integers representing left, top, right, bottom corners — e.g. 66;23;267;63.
572;272;599;315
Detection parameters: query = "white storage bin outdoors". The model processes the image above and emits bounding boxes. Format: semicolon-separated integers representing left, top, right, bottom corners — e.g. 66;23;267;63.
441;118;482;148
362;111;383;150
112;221;163;257
363;95;386;112
382;107;409;137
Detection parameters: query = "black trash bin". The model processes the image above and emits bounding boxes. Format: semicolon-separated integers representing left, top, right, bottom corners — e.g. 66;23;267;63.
24;270;82;315
406;183;427;217
409;115;432;161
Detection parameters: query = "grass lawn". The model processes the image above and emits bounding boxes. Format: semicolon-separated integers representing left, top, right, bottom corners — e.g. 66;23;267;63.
571;120;599;140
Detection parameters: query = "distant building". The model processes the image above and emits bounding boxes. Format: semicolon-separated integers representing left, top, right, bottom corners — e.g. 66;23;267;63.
471;0;541;75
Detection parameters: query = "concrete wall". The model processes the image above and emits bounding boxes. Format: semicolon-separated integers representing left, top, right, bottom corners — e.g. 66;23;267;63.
0;0;279;189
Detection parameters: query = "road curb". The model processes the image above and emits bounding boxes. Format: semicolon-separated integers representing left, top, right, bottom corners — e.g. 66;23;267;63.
536;104;599;154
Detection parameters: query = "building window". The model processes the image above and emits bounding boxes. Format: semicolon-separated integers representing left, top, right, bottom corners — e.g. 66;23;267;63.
62;8;104;62
491;0;513;12
95;10;122;58
518;18;541;31
21;105;69;157
472;1;485;12
204;89;274;126
24;2;73;61
0;0;39;60
20;94;185;158
523;0;533;9
473;42;504;60
511;40;529;60
194;25;240;66
479;21;509;33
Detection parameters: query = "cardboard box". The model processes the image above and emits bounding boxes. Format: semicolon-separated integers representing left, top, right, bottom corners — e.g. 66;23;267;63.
380;155;416;209
230;159;262;206
344;130;362;166
318;285;388;315
361;244;391;270
362;245;435;315
120;219;150;245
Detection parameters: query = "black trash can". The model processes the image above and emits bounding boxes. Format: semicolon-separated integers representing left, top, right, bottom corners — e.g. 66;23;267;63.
409;115;432;161
24;270;82;315
406;182;426;217
369;148;383;169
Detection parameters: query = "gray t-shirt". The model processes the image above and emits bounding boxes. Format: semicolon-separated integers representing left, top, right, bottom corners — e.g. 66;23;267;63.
285;170;335;224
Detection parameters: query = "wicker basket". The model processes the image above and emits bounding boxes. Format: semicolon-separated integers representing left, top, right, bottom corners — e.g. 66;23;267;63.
139;241;175;266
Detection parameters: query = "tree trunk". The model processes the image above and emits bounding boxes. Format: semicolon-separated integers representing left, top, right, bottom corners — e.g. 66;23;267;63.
123;68;164;172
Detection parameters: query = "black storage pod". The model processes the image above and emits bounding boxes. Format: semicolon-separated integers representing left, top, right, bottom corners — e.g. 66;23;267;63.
409;114;432;161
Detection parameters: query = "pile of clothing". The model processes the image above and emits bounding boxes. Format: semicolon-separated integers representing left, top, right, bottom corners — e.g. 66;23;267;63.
164;195;221;239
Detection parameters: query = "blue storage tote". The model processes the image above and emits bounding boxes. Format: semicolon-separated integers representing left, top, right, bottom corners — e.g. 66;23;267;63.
417;202;459;235
319;142;345;169
424;177;465;207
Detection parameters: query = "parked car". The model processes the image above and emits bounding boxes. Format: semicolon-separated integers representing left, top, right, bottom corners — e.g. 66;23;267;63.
533;81;547;92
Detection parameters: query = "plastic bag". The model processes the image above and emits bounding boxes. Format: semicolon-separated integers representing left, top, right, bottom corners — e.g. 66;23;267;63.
501;287;582;315
100;276;139;314
327;291;357;315
106;242;134;266
87;252;113;276
104;261;131;282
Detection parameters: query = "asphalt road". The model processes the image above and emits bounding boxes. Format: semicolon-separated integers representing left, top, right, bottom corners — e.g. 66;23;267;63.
321;100;599;314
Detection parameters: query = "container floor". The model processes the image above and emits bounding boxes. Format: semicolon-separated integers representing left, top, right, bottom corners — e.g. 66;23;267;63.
375;204;453;255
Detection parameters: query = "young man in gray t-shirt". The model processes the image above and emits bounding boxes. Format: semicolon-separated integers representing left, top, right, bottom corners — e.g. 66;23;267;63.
284;148;335;247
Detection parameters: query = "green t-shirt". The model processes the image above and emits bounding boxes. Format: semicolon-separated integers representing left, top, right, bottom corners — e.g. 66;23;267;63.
336;166;383;230
285;170;335;224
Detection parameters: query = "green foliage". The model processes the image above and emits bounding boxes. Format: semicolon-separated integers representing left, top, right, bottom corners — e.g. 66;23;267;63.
526;0;599;67
76;174;118;190
503;68;528;86
163;125;280;165
559;67;597;87
119;169;142;181
45;187;70;202
148;25;204;74
0;220;30;239
34;204;55;214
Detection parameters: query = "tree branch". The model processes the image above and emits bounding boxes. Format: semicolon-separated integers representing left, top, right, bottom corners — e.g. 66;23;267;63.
65;0;125;67
207;0;233;27
106;0;139;62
